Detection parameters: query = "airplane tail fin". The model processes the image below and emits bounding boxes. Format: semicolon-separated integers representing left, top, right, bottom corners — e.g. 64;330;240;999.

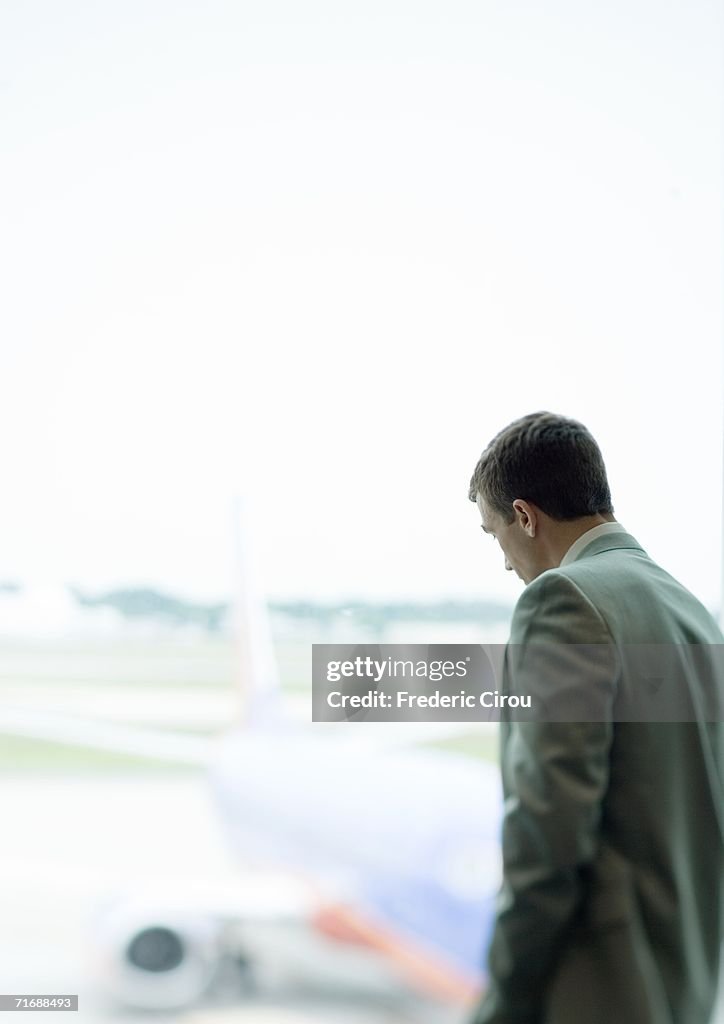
231;494;285;728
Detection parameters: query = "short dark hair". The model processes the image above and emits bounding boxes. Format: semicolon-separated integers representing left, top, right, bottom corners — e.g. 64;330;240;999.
468;411;614;522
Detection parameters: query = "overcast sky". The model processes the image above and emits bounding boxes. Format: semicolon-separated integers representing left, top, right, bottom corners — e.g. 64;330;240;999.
1;0;722;609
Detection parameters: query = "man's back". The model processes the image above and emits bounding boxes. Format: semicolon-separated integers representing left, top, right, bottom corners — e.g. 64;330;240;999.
482;531;724;1024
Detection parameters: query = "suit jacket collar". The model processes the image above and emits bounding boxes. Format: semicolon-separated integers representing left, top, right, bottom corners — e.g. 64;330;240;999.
569;530;646;563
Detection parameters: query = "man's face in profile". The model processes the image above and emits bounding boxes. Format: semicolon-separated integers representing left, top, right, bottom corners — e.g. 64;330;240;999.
475;492;533;583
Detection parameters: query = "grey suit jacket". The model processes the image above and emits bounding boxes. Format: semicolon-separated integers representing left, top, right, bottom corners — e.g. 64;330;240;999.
472;530;724;1024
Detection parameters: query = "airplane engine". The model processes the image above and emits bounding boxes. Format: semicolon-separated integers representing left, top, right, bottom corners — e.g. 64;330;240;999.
92;899;228;1010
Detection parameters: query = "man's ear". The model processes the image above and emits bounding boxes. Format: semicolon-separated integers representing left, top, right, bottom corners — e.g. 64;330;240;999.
512;499;537;537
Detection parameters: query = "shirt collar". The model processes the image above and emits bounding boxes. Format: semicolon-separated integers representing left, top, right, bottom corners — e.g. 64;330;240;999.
559;521;627;567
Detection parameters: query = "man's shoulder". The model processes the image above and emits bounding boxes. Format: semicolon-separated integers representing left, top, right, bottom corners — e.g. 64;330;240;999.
510;568;613;645
513;543;723;645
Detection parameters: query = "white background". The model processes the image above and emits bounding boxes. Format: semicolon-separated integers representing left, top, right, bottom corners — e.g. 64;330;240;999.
1;0;722;608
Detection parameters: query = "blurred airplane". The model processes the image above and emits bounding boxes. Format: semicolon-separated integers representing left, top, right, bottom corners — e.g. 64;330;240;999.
0;501;502;1016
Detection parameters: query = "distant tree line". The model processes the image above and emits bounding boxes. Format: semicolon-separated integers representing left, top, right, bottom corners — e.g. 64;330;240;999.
273;599;512;631
69;587;512;633
71;587;227;631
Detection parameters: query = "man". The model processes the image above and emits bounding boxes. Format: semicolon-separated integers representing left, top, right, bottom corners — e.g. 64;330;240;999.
468;411;724;1024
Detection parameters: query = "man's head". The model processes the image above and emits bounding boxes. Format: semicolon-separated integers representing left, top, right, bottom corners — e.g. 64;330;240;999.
469;412;615;583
